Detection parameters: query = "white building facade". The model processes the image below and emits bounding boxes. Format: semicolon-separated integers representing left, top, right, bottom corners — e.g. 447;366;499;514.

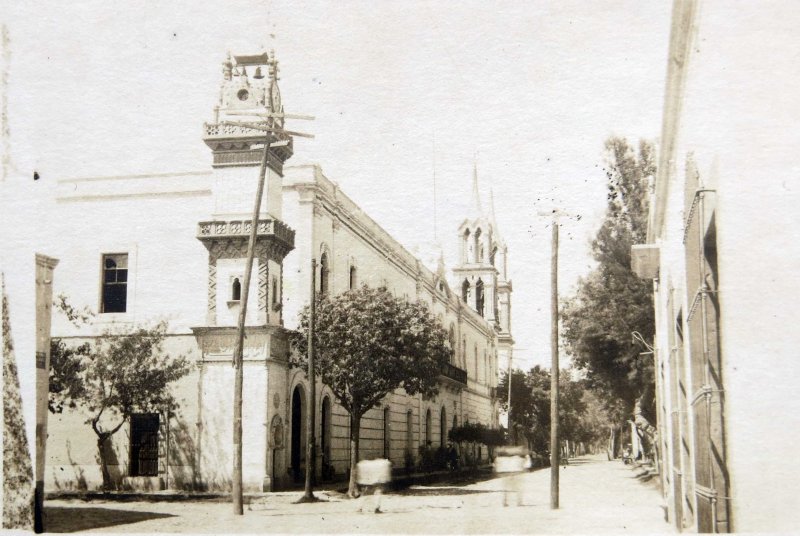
632;2;800;532
44;52;512;492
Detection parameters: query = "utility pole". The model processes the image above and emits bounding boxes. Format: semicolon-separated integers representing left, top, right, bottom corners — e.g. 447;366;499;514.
224;110;314;516
536;207;574;510
549;219;560;510
506;351;513;444
302;258;317;501
231;132;273;516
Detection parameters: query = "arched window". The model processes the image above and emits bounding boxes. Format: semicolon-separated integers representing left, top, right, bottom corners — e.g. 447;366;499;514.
425;409;432;447
463;229;471;263
461;279;470;303
475;278;484;317
319;252;329;295
231;278;241;301
383;407;391;458
349;264;357;290
321;397;332;470
271;276;279;309
440;406;447;447
461;336;467;369
448;324;456;364
452;414;457;430
405;410;413;465
473;228;482;263
490;246;498;266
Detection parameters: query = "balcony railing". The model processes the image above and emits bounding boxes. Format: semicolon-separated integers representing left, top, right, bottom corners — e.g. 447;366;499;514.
440;362;467;385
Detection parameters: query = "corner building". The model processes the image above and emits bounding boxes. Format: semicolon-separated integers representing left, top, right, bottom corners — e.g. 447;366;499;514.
631;2;800;532
43;52;512;492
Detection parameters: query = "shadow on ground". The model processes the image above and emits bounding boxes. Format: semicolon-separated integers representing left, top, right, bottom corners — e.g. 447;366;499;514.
397;486;496;496
44;506;175;533
560;458;600;466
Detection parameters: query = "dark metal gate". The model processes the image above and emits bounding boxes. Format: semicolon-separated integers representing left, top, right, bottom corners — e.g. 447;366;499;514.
130;413;160;477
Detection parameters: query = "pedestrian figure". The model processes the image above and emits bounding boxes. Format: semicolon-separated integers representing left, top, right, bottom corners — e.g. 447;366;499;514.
447;441;459;471
356;458;392;513
494;445;527;507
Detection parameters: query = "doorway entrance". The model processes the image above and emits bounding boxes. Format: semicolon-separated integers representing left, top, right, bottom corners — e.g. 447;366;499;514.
291;385;305;483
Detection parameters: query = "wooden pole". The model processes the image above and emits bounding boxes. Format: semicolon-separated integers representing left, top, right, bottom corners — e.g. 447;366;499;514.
34;255;58;533
303;259;317;500
507;352;513;445
550;219;560;510
232;134;272;515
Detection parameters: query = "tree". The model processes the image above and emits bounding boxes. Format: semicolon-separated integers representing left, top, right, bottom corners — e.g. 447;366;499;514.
499;367;609;458
448;422;505;467
498;366;550;454
49;318;191;489
561;137;657;456
292;285;450;497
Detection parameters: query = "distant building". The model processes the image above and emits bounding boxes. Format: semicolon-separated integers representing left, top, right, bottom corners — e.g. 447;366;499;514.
44;51;512;492
632;2;800;532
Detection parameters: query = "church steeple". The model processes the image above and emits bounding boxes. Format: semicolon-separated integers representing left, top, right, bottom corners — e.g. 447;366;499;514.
453;164;497;321
450;162;514;419
469;162;483;218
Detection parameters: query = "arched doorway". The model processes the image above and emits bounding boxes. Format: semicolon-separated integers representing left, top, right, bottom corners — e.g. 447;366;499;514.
321;397;332;480
291;385;306;483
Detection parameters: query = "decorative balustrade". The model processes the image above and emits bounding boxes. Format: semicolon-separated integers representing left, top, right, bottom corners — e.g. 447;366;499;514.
204;122;267;138
197;218;295;250
440;362;468;385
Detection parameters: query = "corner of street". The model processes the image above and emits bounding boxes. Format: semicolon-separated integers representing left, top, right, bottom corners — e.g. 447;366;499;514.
44;455;674;534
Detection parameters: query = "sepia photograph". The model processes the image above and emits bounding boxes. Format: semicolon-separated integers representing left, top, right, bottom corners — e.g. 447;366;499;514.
2;1;799;533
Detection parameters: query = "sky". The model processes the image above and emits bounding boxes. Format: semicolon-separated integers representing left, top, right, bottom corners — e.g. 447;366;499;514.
3;1;673;370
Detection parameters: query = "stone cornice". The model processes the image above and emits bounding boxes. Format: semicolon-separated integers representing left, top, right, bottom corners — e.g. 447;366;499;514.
35;254;59;270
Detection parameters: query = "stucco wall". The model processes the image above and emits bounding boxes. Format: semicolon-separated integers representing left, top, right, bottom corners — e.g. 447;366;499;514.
652;2;800;531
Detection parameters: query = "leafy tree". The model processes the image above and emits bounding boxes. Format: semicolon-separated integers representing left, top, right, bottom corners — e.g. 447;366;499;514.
498;366;551;454
448;422;506;464
49;314;191;489
292;285;450;497
561;137;657;456
499;367;609;458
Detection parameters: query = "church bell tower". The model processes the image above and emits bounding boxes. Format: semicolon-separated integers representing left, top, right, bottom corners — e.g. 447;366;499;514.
451;165;514;377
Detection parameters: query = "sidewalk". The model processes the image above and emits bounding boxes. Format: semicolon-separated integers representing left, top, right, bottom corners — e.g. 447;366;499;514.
44;455;674;533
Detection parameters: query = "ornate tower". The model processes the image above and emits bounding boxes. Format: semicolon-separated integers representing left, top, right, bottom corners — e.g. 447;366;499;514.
192;52;296;493
451;165;514;374
196;50;295;331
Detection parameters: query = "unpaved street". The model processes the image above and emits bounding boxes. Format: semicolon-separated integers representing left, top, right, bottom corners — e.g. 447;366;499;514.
44;455;673;534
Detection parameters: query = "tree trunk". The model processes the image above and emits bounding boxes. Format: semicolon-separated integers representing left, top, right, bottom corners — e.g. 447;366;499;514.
97;434;112;490
347;412;361;498
608;426;616;460
634;396;657;460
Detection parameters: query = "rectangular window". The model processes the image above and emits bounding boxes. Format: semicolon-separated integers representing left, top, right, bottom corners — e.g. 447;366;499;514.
130;413;159;477
102;253;128;313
